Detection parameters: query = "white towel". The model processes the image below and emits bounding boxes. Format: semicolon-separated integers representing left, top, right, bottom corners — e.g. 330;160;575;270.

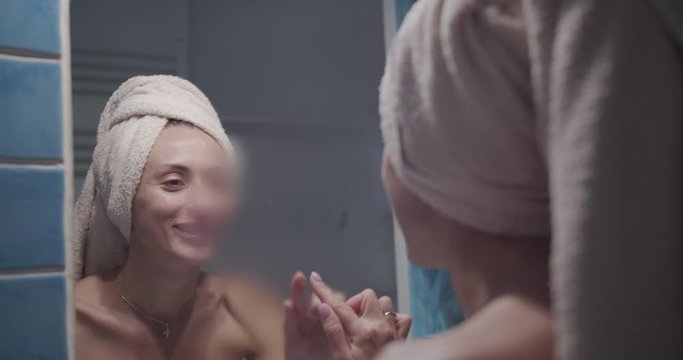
381;0;682;359
533;1;683;359
72;75;235;279
380;0;549;239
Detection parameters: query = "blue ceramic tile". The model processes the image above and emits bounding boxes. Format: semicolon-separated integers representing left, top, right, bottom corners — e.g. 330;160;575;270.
396;0;417;25
0;166;64;270
0;273;67;359
0;58;62;160
409;265;464;338
0;0;61;55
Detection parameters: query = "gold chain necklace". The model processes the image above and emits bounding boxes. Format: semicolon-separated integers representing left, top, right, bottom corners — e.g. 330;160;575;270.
113;275;197;339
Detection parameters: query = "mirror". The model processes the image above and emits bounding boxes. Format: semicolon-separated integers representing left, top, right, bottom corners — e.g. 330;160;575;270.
70;0;398;358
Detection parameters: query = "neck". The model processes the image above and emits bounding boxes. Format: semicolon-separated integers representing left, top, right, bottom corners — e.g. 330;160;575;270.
446;265;491;316
440;220;550;317
117;237;199;319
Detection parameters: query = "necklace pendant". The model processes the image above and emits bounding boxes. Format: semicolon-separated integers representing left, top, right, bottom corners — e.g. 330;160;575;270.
163;324;171;339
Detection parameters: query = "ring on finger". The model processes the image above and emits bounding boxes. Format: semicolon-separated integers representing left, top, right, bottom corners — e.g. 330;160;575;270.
383;311;397;318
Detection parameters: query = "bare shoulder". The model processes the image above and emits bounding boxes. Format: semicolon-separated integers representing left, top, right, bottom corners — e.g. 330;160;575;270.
75;272;113;320
379;296;553;360
200;273;285;358
75;272;120;329
201;273;283;320
75;271;148;343
376;336;447;360
75;273;102;301
75;269;118;303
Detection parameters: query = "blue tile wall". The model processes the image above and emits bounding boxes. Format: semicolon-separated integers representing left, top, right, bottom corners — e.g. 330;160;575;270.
0;166;64;270
0;0;69;358
0;58;63;160
0;0;61;55
409;266;465;337
0;274;67;359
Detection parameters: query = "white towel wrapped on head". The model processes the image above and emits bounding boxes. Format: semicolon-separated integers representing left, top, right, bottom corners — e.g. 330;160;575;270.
380;0;549;238
73;75;235;279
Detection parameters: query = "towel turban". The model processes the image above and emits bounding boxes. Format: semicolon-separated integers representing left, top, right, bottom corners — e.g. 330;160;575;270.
379;0;549;238
73;75;235;279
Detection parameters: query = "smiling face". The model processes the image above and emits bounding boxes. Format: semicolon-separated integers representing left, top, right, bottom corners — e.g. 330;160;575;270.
130;123;237;266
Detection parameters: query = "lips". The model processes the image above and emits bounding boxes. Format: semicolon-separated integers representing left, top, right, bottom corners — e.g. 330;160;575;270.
172;223;212;245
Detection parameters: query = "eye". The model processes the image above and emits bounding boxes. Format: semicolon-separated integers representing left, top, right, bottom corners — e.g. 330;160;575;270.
162;178;185;190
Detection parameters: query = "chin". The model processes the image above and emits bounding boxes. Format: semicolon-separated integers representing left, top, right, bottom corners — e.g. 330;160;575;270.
173;245;214;264
167;227;218;263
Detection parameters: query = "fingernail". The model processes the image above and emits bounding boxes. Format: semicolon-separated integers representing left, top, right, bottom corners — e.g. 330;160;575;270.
318;304;331;320
311;271;322;282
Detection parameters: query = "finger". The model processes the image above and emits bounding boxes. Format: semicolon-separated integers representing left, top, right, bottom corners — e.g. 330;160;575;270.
318;303;352;360
308;272;347;304
311;293;322;307
346;293;363;314
395;314;412;339
290;271;308;317
377;296;398;332
311;272;363;332
333;291;347;304
378;296;395;314
283;300;301;339
308;293;322;319
359;289;382;319
310;272;343;305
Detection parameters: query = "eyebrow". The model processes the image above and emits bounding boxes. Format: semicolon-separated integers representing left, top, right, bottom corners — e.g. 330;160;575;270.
156;163;190;173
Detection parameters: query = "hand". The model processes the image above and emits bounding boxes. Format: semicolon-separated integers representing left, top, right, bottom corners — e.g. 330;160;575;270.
310;272;412;360
285;271;352;360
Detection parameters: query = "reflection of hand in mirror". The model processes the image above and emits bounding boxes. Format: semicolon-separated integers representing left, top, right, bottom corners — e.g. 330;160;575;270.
284;271;336;360
284;272;411;360
307;272;412;360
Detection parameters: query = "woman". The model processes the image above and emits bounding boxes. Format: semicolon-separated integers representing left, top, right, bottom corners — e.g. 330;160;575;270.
320;0;683;359
73;75;410;359
317;0;554;358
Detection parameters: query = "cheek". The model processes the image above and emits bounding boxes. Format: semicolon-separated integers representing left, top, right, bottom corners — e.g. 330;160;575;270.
391;188;430;245
208;193;238;227
132;189;184;233
383;163;442;264
383;163;426;236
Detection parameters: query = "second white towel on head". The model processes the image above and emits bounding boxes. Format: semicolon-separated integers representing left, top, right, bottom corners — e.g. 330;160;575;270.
72;75;236;279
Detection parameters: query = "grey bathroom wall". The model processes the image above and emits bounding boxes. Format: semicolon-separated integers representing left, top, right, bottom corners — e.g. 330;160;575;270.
70;0;189;191
189;1;396;298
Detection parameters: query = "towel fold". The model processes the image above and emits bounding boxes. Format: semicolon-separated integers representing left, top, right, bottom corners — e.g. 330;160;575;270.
73;75;235;279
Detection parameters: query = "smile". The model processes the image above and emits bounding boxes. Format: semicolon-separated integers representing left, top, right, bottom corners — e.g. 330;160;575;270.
172;223;212;244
